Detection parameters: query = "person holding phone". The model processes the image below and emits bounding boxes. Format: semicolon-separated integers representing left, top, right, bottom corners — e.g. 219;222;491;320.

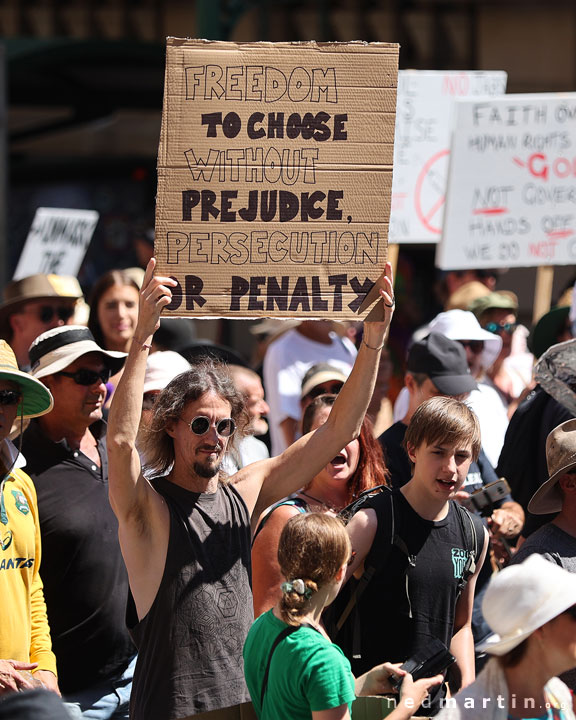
244;513;442;720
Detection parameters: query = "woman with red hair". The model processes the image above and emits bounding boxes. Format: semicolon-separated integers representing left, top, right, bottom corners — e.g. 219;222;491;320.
252;394;387;617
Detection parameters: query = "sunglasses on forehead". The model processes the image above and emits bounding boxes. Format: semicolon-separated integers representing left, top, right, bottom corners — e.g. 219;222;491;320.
57;368;112;386
0;390;21;406
179;415;236;438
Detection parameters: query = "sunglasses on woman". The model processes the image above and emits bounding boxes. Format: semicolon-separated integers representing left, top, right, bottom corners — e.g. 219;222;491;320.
305;383;344;401
180;416;236;438
483;321;517;335
57;368;112;386
0;390;21;406
565;604;576;621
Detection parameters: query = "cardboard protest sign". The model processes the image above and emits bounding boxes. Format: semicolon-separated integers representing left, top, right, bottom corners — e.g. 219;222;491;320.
13;208;99;280
390;71;507;244
155;39;399;319
437;93;576;269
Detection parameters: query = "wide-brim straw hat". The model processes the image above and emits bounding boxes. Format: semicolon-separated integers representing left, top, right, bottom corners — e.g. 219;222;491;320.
0;274;83;337
478;555;576;655
29;326;126;379
528;418;576;514
0;340;53;418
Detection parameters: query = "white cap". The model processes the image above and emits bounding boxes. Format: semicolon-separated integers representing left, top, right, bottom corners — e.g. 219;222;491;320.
143;351;191;394
478;555;576;655
424;310;502;370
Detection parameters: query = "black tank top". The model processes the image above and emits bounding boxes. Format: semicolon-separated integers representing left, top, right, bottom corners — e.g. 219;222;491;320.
127;478;253;720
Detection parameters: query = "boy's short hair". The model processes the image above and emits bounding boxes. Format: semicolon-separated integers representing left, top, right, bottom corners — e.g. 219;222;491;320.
404;396;481;461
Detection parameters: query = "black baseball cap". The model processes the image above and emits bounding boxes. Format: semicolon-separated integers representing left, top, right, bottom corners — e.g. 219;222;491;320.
407;332;478;396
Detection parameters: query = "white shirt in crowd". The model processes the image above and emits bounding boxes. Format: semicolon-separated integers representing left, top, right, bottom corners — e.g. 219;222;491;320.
263;328;356;456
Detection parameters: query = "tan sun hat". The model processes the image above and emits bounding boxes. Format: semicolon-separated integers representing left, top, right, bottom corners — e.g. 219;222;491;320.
0;340;53;418
29;326;126;379
528;418;576;514
445;281;491;311
0;274;82;338
300;363;349;399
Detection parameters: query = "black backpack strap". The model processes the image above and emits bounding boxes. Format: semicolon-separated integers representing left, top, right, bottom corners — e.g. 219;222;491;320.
252;497;309;545
260;626;299;705
453;503;478;594
335;487;396;633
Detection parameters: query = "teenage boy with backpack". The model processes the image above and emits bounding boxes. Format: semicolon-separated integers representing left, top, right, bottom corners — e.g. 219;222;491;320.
341;396;489;713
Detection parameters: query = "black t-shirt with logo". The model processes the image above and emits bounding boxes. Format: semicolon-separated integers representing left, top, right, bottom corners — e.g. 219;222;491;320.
347;489;484;678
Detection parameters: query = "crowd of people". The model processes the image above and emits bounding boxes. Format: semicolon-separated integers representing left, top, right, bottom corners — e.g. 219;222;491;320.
0;259;575;720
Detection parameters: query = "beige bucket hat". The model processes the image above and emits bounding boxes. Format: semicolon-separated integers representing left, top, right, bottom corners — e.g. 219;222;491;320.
528;418;576;514
0;274;82;337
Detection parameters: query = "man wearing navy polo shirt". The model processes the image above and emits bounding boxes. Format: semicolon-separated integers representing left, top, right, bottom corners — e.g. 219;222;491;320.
21;326;135;719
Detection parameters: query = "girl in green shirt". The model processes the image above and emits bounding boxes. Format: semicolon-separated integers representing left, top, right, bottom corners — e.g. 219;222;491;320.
244;513;441;719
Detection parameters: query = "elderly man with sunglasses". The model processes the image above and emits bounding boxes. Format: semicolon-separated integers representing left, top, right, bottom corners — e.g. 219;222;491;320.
106;259;395;720
19;326;137;719
0;274;82;370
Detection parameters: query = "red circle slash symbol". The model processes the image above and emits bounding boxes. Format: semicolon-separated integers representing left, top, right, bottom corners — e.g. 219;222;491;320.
414;149;450;235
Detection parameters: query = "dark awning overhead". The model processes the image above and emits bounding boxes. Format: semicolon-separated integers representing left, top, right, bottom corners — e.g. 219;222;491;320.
5;37;165;110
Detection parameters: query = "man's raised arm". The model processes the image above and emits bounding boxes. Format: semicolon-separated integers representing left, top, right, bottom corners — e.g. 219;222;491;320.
234;262;395;519
107;259;176;523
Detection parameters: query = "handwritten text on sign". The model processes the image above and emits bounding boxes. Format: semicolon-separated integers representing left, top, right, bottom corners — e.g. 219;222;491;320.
155;40;399;318
13;208;99;280
437;94;576;270
389;71;507;245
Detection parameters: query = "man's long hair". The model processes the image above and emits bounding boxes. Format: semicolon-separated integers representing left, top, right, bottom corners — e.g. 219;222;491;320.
140;358;249;477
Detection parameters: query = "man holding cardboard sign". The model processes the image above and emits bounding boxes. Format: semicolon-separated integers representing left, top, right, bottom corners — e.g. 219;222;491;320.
107;257;394;719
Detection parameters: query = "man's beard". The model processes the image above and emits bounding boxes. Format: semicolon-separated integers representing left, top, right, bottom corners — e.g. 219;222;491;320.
193;458;222;479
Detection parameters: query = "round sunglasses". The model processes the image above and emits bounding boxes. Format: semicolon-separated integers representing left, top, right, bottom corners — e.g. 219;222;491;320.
57;368;112;386
180;415;236;438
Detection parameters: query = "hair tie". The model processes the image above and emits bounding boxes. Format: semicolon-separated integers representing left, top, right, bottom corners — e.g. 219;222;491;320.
281;579;313;599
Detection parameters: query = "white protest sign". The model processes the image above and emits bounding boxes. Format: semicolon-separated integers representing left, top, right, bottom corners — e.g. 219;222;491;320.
437;93;576;269
14;208;99;280
390;71;507;244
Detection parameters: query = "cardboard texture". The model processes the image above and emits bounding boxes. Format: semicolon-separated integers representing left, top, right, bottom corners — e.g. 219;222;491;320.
155;38;399;319
437;93;576;270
